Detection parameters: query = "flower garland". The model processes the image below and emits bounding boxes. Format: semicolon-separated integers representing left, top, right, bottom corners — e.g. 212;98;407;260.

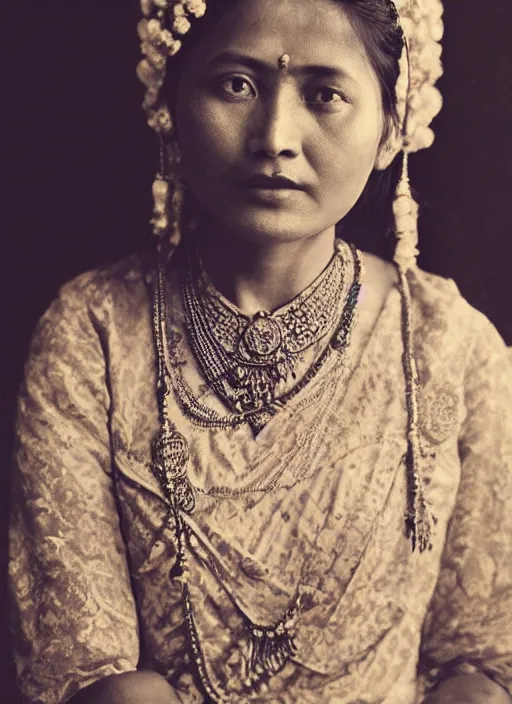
394;0;444;155
137;0;206;138
390;0;444;271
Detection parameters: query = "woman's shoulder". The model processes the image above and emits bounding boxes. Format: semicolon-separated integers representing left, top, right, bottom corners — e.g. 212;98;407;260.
56;247;154;310
407;266;510;377
408;266;498;337
362;252;503;349
30;248;156;356
364;253;508;379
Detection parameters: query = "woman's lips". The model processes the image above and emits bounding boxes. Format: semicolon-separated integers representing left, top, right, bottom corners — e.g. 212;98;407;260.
240;174;306;203
243;174;304;190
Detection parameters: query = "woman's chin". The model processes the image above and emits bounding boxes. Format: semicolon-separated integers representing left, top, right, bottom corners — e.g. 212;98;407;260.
218;206;322;246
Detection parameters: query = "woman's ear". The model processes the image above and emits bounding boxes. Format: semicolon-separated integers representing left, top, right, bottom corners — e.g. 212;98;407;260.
374;121;402;171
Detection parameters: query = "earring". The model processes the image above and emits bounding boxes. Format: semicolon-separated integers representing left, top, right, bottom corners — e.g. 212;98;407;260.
393;150;419;271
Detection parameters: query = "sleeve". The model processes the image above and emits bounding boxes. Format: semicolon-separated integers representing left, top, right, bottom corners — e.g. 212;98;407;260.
8;280;140;704
417;313;512;699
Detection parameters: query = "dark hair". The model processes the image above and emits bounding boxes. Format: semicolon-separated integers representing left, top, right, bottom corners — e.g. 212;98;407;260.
339;0;404;258
163;0;405;257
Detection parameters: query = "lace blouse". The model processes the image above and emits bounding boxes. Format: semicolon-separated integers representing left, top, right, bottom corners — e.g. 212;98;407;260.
8;249;512;704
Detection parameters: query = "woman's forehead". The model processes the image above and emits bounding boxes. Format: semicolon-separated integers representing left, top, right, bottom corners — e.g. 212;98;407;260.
189;0;373;76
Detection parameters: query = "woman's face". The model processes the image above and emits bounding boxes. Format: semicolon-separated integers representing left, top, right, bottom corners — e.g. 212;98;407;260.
174;0;387;245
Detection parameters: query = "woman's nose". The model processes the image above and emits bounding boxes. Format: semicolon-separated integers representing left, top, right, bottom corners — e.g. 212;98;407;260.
247;84;302;159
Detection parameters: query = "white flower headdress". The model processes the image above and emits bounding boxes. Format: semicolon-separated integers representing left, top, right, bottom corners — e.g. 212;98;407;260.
136;0;444;271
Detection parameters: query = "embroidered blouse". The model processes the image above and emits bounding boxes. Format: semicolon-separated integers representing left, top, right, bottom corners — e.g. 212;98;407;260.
8;247;512;704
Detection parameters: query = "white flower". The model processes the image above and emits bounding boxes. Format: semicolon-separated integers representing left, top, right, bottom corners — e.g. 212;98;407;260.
420;84;443;116
415;126;435;151
136;59;162;88
151;213;169;232
140;0;153;17
173;15;191;34
393;195;413;217
394;236;419;271
152;175;170;201
395;213;417;234
137;19;149;40
166;38;182;56
143;87;160;109
141;41;167;70
429;18;444;42
159;27;176;47
148;107;173;134
147;18;163;39
184;0;206;18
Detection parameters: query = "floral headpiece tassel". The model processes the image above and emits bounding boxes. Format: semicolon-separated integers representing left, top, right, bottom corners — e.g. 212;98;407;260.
390;0;444;551
391;0;444;271
137;0;206;241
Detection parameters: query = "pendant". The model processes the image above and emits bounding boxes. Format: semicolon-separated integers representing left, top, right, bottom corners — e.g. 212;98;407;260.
152;426;195;514
239;312;283;360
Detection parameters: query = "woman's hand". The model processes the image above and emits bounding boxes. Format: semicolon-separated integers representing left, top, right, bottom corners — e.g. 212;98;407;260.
69;670;182;704
426;673;512;704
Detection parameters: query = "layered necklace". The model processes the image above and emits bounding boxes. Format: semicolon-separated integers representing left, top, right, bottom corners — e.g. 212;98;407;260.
180;238;353;433
150;238;364;703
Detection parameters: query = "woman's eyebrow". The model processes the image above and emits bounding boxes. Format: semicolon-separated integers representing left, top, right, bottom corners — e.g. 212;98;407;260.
207;50;356;82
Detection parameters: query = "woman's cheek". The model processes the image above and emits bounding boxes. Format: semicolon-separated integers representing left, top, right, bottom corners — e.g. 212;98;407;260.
185;103;243;172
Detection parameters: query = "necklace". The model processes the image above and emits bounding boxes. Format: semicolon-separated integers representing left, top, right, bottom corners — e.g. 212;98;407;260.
149;240;363;702
149;239;435;703
177;240;359;433
181;240;347;426
153;238;430;704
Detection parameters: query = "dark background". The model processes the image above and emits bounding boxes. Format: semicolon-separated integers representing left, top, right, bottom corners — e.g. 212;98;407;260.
4;1;512;701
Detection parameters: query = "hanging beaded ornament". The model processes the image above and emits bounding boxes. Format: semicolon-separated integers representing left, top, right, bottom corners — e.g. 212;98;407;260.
391;0;443;552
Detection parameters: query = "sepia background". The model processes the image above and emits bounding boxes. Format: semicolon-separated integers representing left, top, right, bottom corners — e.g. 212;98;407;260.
4;1;512;701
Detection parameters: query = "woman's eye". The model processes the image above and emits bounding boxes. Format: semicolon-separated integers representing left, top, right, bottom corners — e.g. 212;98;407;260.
305;87;346;109
220;76;256;100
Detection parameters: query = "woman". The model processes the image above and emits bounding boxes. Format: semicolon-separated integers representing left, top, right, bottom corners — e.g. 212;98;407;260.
8;0;512;703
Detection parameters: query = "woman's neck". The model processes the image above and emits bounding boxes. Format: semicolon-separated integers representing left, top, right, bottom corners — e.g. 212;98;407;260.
196;223;337;315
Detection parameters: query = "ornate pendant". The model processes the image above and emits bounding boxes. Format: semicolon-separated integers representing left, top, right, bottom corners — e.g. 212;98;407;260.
238;312;283;360
152;425;195;514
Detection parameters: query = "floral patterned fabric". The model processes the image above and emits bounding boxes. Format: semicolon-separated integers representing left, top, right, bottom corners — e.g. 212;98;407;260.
8;248;512;704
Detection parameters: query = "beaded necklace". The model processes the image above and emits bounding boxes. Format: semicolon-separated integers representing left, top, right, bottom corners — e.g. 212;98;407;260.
166;239;361;434
150;239;434;702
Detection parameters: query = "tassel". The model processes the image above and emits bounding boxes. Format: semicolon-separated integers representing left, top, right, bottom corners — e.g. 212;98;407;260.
151;173;170;236
397;266;435;553
246;624;297;689
393;151;419;272
242;597;305;690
